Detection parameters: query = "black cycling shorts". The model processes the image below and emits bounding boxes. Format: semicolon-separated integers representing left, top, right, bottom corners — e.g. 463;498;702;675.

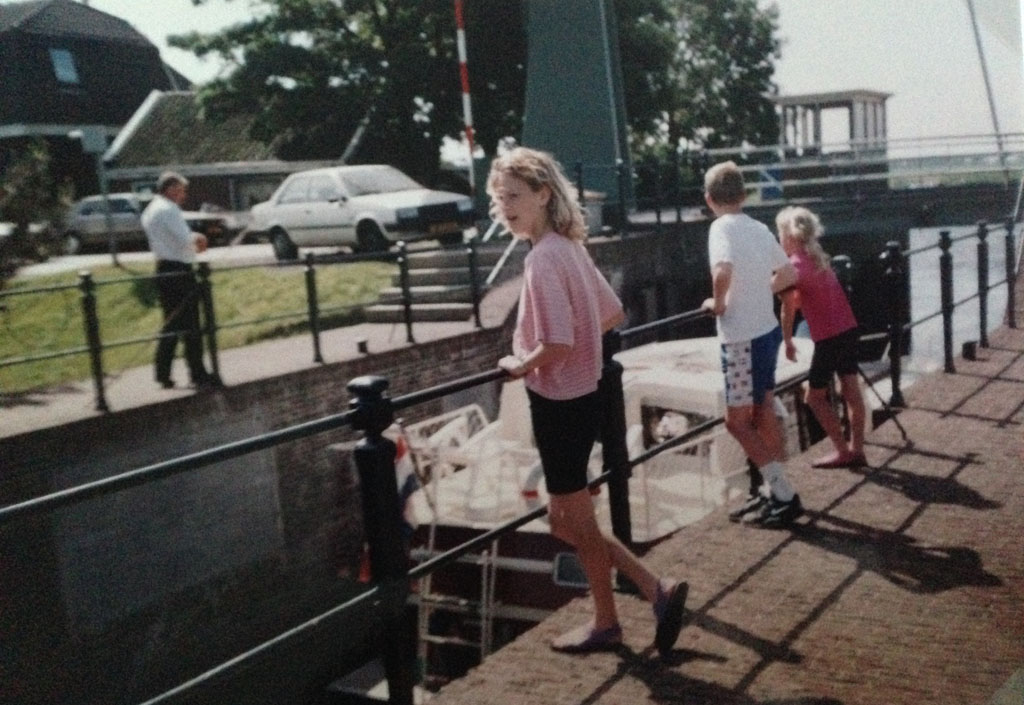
527;387;601;495
809;327;860;389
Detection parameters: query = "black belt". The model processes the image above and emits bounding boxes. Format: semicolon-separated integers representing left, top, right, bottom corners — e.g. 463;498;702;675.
156;259;194;271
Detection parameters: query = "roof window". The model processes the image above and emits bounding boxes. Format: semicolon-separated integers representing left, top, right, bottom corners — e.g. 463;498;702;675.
50;48;80;85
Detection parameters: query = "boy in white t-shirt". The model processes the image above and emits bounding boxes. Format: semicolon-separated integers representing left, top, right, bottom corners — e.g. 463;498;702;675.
701;161;803;528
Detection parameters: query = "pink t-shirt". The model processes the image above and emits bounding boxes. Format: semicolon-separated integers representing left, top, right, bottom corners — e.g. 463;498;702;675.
790;249;858;341
513;232;623;400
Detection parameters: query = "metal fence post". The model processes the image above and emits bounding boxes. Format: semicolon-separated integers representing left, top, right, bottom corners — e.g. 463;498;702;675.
397;241;415;344
832;254;854;297
882;241;906;407
616;159;627;234
575;161;585;207
347;375;414;705
304;252;324;363
939;230;956;374
976;221;989;348
672;149;682;223
195;263;222;385
653;164;663;231
1006;218;1017;329
467;235;482;329
78;271;108;412
598;329;632;547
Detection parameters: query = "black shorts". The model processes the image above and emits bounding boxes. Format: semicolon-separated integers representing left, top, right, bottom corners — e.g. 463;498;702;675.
809;328;860;389
527;387;601;495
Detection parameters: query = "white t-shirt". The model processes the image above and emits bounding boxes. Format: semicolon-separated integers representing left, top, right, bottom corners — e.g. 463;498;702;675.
141;194;196;263
707;212;789;343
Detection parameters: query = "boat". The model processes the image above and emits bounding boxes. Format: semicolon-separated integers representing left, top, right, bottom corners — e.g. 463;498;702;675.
391;335;814;688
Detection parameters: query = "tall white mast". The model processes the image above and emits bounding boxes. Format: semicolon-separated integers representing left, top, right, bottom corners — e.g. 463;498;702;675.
964;0;1009;187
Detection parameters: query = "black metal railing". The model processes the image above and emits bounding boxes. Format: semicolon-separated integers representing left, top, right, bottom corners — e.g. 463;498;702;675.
879;218;1019;398
0;240;505;408
0;221;1019;704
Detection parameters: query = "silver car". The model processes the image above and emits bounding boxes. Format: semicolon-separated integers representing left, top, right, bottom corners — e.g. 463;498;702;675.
250;165;477;260
62;193;233;254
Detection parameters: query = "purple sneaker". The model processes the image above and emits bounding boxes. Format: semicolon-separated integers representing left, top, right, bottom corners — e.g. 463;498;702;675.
653;580;688;656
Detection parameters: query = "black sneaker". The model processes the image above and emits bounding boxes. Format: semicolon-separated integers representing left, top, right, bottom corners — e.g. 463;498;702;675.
757;493;804;528
728;492;767;523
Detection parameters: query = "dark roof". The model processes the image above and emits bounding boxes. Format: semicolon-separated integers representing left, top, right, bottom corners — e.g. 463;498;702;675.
107;91;279;167
0;0;153;46
162;63;193;92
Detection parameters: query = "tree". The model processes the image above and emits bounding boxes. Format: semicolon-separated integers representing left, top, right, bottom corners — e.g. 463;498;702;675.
174;0;778;180
0;140;69;283
659;0;781;152
174;0;526;184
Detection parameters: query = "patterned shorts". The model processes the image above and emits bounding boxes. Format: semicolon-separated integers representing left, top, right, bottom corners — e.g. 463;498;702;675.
720;326;782;407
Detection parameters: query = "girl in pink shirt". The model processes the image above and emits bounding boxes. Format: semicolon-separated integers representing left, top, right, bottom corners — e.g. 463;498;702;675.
777;206;867;469
489;147;686;656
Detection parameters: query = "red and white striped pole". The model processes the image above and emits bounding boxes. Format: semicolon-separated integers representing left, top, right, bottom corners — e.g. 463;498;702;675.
454;0;475;192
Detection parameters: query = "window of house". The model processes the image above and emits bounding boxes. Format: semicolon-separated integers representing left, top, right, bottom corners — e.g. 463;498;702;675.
49;48;80;85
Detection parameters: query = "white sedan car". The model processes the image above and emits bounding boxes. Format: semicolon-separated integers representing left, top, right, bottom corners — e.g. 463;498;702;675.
250;164;477;260
61;193;234;254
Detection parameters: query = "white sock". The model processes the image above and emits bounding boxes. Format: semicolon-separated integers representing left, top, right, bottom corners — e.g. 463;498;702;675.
759;461;795;502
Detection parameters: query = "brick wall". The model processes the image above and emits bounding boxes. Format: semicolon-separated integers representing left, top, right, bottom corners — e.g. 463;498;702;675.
0;227;706;704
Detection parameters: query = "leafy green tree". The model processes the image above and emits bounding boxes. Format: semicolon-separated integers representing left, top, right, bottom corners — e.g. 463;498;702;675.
0;140;69;282
660;0;781;151
174;0;778;181
174;0;525;184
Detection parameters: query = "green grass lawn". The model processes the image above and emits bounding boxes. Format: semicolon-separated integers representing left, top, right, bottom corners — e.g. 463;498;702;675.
0;260;395;393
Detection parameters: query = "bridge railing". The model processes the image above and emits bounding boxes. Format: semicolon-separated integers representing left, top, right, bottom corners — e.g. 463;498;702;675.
574;132;1024;224
0;239;503;407
0;220;1019;704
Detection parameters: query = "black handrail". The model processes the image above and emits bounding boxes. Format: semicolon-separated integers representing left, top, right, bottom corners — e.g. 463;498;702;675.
2;205;1020;703
0;250;402;402
1;215;1020;702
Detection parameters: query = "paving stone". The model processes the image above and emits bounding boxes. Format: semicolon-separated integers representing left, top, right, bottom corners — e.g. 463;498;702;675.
427;326;1024;705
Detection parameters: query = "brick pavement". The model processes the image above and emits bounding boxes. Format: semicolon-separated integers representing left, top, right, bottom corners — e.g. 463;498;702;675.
427;325;1024;705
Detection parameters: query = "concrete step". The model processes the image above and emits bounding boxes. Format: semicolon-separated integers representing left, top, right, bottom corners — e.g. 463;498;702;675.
408;245;505;268
393;268;476;287
363;302;475;323
377;285;474;305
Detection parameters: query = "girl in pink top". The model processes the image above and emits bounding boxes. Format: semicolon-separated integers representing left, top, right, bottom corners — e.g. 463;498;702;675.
777;206;867;469
489;147;686;656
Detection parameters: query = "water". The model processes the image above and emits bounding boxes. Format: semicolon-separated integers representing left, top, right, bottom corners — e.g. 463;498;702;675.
905;225;1020;371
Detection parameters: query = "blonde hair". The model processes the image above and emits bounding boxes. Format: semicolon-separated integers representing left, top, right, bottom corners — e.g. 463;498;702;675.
776;206;830;271
703;160;746;205
486;147;587;241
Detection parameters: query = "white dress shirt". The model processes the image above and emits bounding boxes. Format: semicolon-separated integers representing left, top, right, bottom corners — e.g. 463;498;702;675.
141;194;196;263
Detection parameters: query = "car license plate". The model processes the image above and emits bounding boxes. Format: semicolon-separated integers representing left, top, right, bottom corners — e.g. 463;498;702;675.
429;221;457;234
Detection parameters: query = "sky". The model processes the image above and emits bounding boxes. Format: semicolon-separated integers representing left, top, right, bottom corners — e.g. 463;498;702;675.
12;0;1024;146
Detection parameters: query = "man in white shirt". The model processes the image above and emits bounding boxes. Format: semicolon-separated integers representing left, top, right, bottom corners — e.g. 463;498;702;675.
141;171;216;389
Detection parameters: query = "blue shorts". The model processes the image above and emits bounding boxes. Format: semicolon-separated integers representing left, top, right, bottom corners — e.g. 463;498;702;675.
720;326;782;407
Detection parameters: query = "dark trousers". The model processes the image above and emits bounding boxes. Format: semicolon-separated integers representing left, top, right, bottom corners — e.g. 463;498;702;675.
154;260;208;383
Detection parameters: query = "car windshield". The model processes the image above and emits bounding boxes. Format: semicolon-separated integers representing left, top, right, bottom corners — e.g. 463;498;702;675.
339;167;421;197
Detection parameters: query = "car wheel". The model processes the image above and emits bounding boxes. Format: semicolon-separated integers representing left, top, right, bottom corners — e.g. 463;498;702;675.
64;233;83;255
270;228;298;261
356;221;389;253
